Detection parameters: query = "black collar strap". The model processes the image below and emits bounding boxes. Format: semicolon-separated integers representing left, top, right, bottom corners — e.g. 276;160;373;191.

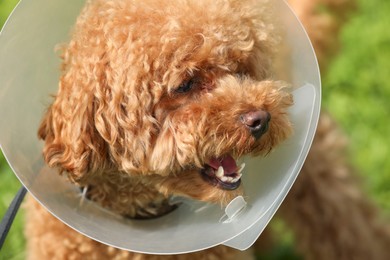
0;186;27;250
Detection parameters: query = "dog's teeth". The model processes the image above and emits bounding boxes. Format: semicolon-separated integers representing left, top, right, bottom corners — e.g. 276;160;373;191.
216;166;224;178
233;174;242;182
237;163;246;174
215;166;243;183
232;175;241;183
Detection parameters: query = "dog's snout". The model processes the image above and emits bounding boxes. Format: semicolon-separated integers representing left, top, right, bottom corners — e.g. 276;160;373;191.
240;110;271;139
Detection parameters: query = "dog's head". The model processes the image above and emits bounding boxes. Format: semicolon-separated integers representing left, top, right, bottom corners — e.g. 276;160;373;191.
39;0;293;205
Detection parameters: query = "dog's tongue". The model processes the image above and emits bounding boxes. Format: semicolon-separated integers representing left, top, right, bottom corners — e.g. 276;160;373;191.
208;155;238;176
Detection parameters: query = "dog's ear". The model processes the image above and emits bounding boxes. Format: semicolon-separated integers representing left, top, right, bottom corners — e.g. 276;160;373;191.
38;72;110;183
39;5;158;180
38;5;114;182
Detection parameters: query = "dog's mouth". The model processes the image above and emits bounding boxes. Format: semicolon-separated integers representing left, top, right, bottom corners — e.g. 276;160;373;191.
200;155;245;190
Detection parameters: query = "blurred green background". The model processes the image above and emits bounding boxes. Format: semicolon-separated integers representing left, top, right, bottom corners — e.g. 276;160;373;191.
0;0;389;259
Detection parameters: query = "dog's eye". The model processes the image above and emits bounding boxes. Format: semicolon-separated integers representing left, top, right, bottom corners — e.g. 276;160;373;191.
175;79;194;93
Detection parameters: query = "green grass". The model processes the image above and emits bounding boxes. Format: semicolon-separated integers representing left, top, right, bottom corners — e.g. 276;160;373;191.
0;0;19;28
1;0;390;259
322;0;390;211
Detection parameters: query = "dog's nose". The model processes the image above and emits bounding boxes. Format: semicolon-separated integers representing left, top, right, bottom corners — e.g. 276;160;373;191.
240;110;271;139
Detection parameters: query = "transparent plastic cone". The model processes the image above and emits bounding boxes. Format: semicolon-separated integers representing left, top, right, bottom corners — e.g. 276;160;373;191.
0;0;320;254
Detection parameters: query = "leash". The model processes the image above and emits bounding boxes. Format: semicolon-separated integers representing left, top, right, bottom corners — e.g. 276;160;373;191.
0;186;27;250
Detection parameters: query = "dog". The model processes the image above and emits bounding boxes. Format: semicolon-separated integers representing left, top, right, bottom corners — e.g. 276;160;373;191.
25;0;390;259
